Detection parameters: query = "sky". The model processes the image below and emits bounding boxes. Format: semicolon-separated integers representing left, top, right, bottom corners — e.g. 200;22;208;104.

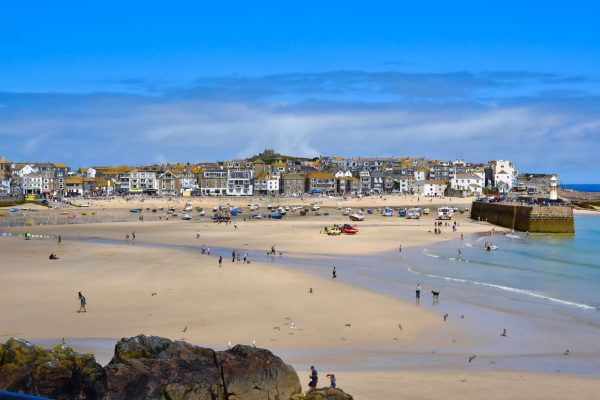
1;1;599;182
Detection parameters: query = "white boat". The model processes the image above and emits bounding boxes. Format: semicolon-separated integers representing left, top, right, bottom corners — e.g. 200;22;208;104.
251;213;263;219
311;204;320;211
182;214;193;220
349;212;365;221
438;207;453;220
406;208;422;219
183;203;193;212
342;207;352;216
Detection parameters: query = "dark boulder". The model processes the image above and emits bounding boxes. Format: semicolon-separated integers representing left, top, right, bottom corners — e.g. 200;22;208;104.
293;388;354;400
105;334;226;400
0;338;106;400
217;345;301;400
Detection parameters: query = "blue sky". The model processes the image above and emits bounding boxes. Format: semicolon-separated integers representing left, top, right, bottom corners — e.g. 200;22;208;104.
1;1;599;182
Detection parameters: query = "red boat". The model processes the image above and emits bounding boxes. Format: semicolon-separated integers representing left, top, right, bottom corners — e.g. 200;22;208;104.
340;224;359;234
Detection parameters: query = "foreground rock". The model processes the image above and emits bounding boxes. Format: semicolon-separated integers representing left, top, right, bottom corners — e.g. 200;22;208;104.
0;335;306;399
0;338;106;399
293;388;354;400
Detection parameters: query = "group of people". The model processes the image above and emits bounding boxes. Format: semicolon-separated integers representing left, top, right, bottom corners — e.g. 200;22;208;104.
308;366;336;390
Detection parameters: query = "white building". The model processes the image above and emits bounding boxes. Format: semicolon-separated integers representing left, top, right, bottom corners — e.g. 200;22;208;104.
451;173;484;195
492;160;515;194
255;172;280;195
416;180;447;197
22;172;43;195
414;169;426;181
227;170;253;196
13;164;37;178
129;170;158;194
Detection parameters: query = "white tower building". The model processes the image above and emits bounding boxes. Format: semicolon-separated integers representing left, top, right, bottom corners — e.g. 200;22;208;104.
549;175;558;201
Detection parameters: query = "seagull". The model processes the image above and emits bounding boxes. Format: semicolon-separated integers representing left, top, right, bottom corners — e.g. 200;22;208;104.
290;320;296;329
182;326;187;333
468;355;477;363
564;349;570;356
501;329;507;337
151;292;157;296
227;340;232;350
252;339;256;348
443;314;449;322
345;323;351;327
309;288;313;294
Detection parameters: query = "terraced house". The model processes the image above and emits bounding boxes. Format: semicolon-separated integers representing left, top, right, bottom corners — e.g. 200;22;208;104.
305;172;335;194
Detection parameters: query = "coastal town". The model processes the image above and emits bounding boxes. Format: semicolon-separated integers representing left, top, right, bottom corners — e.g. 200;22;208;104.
0;149;557;199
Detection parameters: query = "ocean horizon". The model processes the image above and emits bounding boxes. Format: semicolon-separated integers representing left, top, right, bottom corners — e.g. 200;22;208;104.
561;184;600;192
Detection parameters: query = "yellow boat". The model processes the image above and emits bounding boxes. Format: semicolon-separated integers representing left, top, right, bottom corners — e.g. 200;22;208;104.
60;211;69;215
81;212;87;216
0;213;5;217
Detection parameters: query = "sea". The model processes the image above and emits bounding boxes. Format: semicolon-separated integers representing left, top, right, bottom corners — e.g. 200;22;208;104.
562;183;600;192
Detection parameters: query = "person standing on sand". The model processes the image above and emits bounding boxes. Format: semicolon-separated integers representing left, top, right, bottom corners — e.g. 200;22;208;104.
58;235;62;244
332;266;337;279
399;244;402;253
132;230;136;241
219;256;222;267
196;229;200;239
77;292;87;313
308;366;318;389
207;246;211;255
416;283;421;299
232;250;236;262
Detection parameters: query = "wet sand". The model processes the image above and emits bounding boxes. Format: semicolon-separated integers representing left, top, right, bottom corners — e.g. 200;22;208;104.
2;197;593;399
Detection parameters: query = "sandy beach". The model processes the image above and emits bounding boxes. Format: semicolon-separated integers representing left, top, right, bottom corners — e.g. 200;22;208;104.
0;195;595;399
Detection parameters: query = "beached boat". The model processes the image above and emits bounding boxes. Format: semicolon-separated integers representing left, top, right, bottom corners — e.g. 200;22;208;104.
406;208;422;219
183;203;193;212
366;209;374;214
422;208;430;215
60;211;69;215
230;209;240;216
10;207;19;212
80;212;87;216
349;212;365;221
342;207;352;216
438;207;453;220
181;214;193;220
79;204;91;208
311;204;320;211
251;213;263;219
130;208;142;213
271;213;283;219
0;213;4;217
398;208;407;217
382;208;394;217
198;209;206;216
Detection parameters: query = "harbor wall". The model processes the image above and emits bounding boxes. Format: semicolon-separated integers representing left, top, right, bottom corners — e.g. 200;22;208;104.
470;201;574;233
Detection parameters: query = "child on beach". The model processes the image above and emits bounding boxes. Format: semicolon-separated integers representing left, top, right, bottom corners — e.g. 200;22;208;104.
326;374;336;389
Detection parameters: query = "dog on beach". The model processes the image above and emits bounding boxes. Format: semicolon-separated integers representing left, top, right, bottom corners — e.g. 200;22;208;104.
431;291;440;300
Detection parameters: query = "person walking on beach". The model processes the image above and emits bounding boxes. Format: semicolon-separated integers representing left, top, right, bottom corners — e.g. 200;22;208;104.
77;291;87;313
196;229;200;239
201;244;206;254
58;235;62;244
131;230;136;241
332;266;337;279
416;283;421;299
308;366;318;389
399;244;402;253
243;253;248;263
207;246;211;255
232;250;236;262
219;256;222;267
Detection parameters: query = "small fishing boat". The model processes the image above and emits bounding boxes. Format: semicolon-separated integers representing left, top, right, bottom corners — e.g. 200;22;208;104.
60;211;69;215
382;208;394;217
271;213;283;219
10;207;19;212
349;212;365;221
80;212;87;216
342;207;352;216
183;203;193;212
366;209;374;214
181;214;193;220
130;208;142;213
340;224;358;234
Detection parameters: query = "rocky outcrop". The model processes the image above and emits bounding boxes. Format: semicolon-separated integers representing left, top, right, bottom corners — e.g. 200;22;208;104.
0;338;106;400
218;344;300;400
0;335;305;400
292;388;354;400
